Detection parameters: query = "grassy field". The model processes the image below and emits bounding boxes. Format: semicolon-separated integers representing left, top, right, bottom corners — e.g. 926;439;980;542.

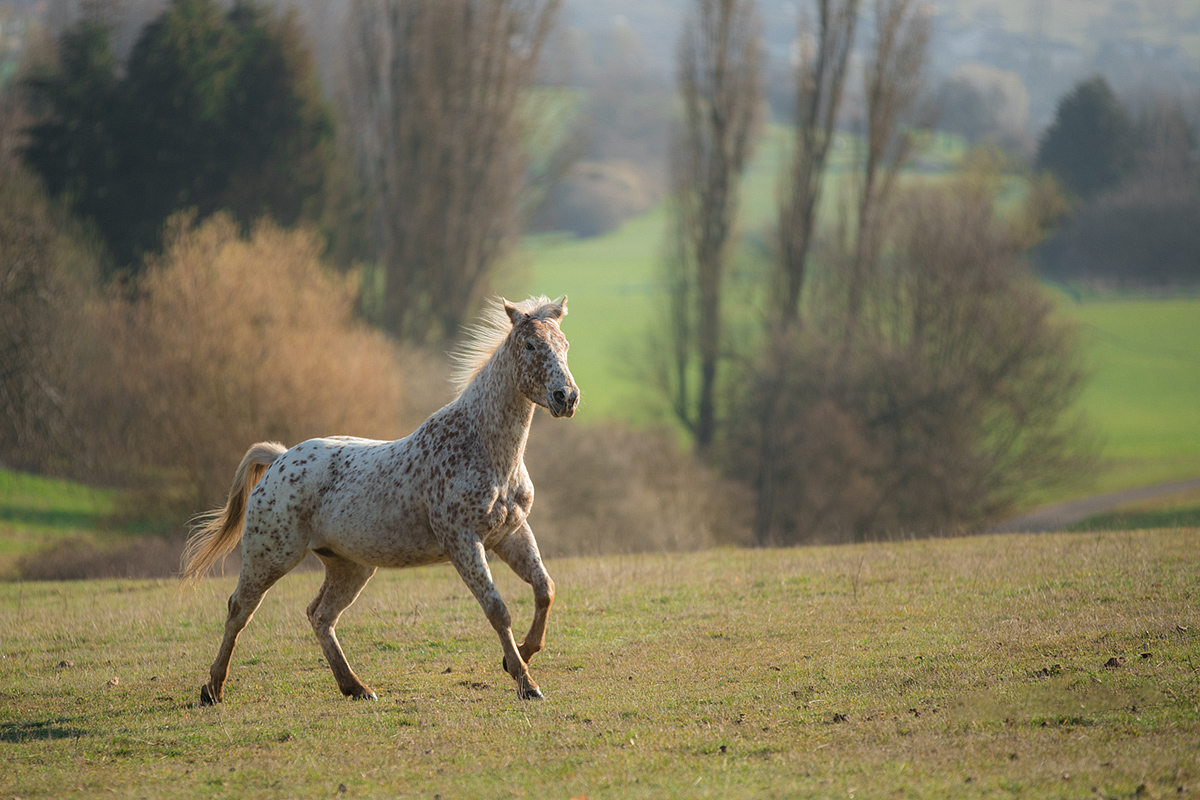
1071;484;1200;533
0;471;120;578
1;528;1197;798
1069;296;1200;493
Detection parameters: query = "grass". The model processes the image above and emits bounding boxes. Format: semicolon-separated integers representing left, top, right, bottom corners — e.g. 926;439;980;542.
1069;296;1200;493
0;471;120;577
2;528;1198;798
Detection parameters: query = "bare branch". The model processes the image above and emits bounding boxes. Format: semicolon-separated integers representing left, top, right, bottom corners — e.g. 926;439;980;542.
342;0;560;342
666;0;763;450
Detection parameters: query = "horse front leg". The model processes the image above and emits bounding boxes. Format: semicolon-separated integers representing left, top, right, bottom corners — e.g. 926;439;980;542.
443;533;544;700
492;522;554;668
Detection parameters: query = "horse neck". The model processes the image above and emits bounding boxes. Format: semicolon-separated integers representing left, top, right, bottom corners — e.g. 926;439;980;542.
458;346;534;474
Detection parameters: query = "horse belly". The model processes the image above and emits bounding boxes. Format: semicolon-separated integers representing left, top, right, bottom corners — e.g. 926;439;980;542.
311;501;446;569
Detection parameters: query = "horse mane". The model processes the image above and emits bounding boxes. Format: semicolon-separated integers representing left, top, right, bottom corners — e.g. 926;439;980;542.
450;295;564;395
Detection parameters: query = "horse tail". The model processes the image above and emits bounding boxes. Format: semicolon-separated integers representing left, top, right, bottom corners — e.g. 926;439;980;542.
180;441;288;586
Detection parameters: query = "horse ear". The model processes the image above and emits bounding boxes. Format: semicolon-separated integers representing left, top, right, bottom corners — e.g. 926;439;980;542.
503;299;525;326
550;295;568;319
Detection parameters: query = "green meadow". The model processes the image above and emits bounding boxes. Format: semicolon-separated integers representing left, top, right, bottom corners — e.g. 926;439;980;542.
0;472;120;577
1069;297;1200;492
2;529;1197;798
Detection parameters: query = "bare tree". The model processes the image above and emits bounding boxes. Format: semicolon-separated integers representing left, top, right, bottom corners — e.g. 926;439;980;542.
727;177;1094;544
343;0;559;342
842;0;930;337
0;86;95;472
753;0;858;544
666;0;763;452
775;0;859;327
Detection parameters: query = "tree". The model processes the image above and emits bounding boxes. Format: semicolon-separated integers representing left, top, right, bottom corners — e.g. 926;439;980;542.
724;174;1093;543
1036;76;1135;200
1036;94;1200;287
842;0;930;336
750;0;858;544
774;0;859;327
343;0;560;343
23;0;335;274
752;0;928;543
0;83;97;470
21;14;121;270
664;0;763;452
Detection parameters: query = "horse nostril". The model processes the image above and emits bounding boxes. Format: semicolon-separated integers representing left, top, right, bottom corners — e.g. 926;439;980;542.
568;390;579;407
553;389;566;405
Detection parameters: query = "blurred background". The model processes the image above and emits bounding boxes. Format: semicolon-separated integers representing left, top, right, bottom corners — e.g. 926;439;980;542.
2;0;1198;579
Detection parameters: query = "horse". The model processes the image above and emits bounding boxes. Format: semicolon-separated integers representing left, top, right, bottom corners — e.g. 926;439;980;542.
181;295;579;704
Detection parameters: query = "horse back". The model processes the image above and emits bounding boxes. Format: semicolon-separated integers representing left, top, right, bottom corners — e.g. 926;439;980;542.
245;435;445;568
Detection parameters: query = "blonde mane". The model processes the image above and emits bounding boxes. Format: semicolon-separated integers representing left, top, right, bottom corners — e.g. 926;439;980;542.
450;295;564;395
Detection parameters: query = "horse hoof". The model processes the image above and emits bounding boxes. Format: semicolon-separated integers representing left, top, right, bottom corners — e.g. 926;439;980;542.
199;684;219;706
519;686;544;701
348;689;378;701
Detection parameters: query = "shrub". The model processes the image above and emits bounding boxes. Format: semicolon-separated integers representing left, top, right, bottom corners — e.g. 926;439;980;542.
726;181;1094;544
1036;177;1200;287
70;213;410;515
525;420;751;556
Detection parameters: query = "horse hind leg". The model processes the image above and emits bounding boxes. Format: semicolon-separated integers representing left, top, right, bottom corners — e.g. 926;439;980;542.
200;521;306;705
307;552;378;700
201;570;284;705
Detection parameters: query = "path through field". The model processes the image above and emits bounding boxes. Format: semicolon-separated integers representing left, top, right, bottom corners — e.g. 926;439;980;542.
985;476;1200;533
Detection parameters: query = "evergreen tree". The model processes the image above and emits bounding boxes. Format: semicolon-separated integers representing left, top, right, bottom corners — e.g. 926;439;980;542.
22;17;122;264
24;0;334;274
1036;75;1135;200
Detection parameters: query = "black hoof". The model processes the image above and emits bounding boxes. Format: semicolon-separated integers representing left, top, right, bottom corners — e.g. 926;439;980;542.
349;691;378;701
199;684;218;706
519;686;544;701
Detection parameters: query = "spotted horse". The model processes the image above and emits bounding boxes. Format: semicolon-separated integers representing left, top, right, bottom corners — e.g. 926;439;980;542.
182;296;579;704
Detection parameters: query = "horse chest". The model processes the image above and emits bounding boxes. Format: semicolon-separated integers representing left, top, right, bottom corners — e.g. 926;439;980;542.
480;482;531;542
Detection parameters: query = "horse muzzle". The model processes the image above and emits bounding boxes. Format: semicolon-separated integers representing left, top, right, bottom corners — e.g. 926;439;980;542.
548;387;580;418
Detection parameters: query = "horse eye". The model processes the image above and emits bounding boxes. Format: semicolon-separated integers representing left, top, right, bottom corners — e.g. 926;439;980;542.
524;341;536;352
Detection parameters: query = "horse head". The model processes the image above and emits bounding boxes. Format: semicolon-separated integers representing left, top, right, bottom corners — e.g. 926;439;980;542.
504;295;579;418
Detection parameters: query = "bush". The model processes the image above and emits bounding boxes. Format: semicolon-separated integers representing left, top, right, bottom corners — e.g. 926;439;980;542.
726;181;1094;544
69;213;410;515
15;535;185;581
525;420;751;556
1036;177;1200;287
